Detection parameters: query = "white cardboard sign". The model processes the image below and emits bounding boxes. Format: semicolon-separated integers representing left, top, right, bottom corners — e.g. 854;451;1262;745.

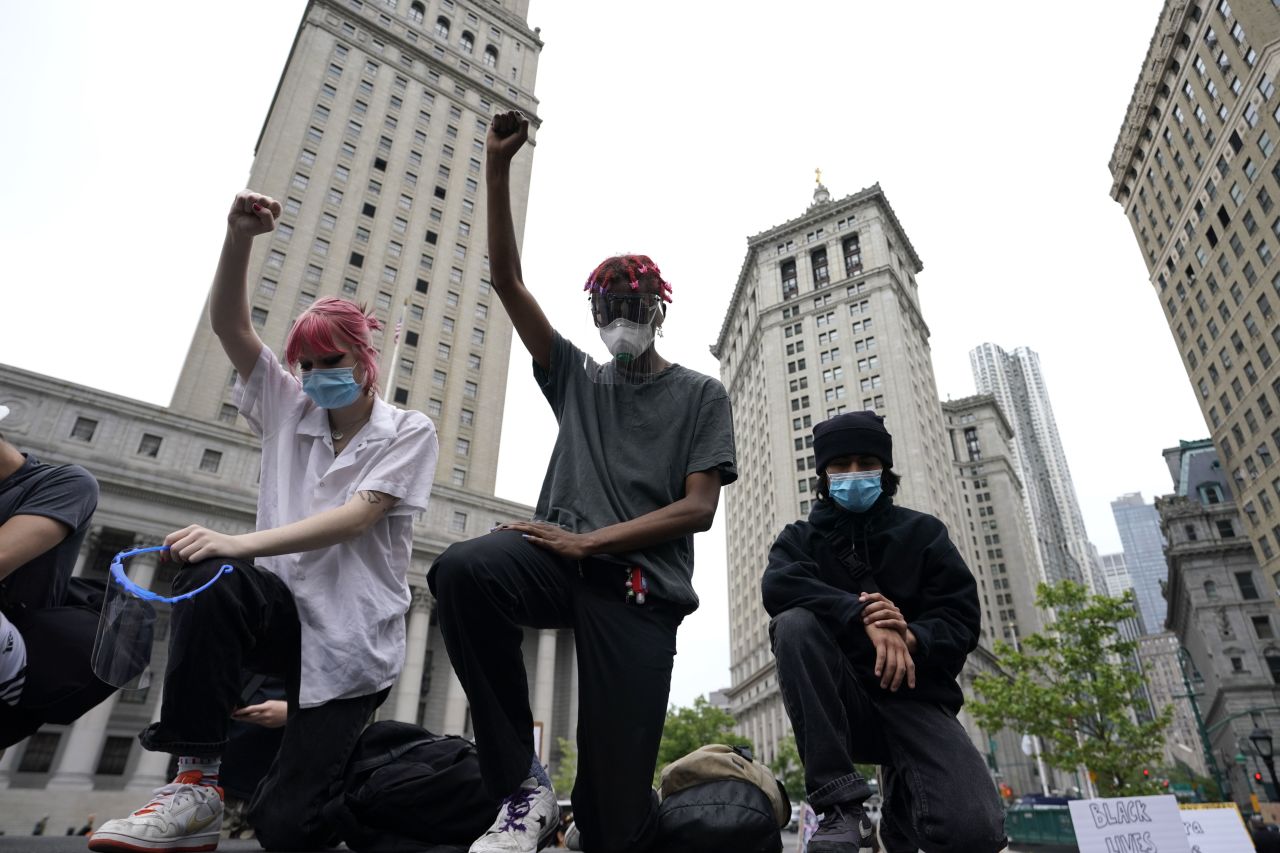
1068;795;1191;852
1179;803;1255;853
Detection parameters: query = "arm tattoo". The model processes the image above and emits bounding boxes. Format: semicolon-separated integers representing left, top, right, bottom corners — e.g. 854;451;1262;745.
357;490;394;514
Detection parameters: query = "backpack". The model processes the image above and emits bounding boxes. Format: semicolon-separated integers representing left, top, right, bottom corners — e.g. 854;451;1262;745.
322;720;500;853
655;744;791;853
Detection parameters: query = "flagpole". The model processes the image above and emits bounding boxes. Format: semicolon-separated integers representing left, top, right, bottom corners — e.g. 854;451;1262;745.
384;298;408;402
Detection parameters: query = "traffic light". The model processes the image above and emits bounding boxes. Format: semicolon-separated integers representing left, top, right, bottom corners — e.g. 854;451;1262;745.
1143;768;1150;779
1255;771;1264;784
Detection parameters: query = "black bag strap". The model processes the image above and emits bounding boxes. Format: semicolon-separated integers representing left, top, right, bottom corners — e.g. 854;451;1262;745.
819;526;880;595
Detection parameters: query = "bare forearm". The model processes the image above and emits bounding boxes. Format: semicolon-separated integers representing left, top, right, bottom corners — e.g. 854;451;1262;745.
582;496;717;556
485;161;524;295
210;230;254;338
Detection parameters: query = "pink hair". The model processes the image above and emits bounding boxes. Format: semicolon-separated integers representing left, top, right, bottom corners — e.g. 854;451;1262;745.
284;297;384;392
583;254;673;303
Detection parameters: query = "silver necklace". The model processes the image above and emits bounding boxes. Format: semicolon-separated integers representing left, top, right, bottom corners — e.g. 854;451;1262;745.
330;416;369;441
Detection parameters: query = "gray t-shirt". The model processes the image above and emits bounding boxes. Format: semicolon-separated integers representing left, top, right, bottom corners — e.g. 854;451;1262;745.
533;333;737;614
0;454;99;613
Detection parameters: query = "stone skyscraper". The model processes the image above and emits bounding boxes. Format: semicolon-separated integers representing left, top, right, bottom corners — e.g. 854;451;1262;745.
1110;0;1280;596
713;180;971;764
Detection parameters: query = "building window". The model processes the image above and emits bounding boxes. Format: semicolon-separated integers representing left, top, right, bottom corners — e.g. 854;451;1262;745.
460;31;474;54
394;387;409;405
1236;570;1260;599
452;467;467;486
70;416;98;442
811;247;829;288
218;404;238;425
427;398;443;417
95;736;133;776
463;380;478;398
460;408;474;427
780;259;798;300
451;511;468;532
435;16;450;39
137;433;163;458
199;449;223;474
456;438;470;456
18;733;61;773
409;1;425;24
843;235;862;276
1254;616;1275;639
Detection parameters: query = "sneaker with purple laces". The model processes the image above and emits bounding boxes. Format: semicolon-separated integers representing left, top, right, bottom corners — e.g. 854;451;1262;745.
469;777;559;852
808;800;875;853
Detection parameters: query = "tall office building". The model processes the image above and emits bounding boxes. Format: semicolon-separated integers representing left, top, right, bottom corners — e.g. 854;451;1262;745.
942;394;1048;646
171;0;543;497
970;343;1101;593
1112;493;1172;633
1109;0;1280;596
1100;551;1136;599
713;180;972;764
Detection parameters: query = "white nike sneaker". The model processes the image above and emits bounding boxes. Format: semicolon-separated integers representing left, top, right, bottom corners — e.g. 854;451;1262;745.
88;771;223;852
470;777;560;852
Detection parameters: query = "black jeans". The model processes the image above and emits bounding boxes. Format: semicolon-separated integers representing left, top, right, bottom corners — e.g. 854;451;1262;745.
136;559;387;851
770;607;1006;853
429;531;683;853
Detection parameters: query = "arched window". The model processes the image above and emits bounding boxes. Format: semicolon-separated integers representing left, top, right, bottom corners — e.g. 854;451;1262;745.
460;31;474;54
483;45;498;67
435;16;450;39
1204;579;1218;599
409;1;424;24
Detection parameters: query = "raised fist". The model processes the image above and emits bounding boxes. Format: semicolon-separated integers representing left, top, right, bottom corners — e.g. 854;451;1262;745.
228;190;282;238
486;110;529;164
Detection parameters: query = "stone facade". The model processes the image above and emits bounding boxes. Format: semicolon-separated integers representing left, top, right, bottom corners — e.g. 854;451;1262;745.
1159;438;1280;807
941;394;1048;647
1110;0;1280;598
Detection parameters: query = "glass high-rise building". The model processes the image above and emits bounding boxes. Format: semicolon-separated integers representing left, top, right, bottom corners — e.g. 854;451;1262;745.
1111;492;1170;634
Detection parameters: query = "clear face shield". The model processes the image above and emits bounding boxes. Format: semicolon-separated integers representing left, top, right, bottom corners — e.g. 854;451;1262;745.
588;293;664;383
91;546;236;690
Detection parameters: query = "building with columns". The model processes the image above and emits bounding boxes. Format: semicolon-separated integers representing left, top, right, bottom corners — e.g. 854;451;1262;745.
0;0;578;834
1109;0;1280;598
0;366;579;833
713;179;1002;770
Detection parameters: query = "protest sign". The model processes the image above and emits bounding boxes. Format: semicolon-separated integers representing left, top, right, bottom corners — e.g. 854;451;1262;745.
1068;795;1191;852
1179;803;1254;853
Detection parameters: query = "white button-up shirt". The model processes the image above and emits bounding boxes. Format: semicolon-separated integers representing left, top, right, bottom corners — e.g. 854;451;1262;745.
235;345;438;707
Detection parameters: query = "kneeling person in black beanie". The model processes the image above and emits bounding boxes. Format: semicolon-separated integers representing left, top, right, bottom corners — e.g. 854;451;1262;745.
762;411;1006;853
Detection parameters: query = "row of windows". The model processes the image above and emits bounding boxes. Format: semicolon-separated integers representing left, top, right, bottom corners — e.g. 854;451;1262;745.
70;417;226;474
780;236;862;301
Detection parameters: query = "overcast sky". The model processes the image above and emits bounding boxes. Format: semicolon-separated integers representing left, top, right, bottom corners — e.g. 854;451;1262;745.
0;1;1206;706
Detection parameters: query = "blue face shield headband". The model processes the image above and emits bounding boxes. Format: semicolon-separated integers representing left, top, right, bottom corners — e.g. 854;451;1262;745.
91;546;235;689
827;471;883;513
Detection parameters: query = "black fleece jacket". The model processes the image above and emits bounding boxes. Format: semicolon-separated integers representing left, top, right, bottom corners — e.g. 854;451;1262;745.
761;493;980;712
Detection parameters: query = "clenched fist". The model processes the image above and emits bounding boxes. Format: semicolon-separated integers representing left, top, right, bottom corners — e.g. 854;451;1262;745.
228;190;282;239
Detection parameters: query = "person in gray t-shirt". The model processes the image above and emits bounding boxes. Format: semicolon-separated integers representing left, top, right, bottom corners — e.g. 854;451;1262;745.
428;110;737;853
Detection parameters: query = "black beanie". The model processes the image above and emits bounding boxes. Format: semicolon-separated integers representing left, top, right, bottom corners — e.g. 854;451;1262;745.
813;411;893;473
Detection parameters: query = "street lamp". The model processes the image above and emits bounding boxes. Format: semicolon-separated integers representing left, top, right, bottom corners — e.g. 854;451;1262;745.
1250;728;1279;802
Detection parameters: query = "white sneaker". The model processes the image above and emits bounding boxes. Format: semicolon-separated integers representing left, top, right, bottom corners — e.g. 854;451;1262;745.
88;771;223;852
470;777;560;852
564;820;582;850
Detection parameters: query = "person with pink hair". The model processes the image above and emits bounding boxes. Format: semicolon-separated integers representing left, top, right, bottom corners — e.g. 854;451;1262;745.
428;111;738;853
90;190;438;853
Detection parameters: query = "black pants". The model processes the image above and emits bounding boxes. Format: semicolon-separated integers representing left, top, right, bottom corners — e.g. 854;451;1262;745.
137;559;387;852
429;531;683;853
770;607;1006;853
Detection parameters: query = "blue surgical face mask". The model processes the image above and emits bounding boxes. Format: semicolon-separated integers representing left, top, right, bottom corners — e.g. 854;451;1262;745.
302;367;362;409
828;471;883;513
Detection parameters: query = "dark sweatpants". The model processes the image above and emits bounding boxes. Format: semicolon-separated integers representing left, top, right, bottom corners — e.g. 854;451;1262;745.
136;559;387;852
770;607;1006;853
429;530;683;853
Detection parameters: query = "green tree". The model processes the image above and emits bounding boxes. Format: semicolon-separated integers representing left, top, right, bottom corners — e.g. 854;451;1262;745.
770;735;805;802
969;580;1174;798
552;737;577;794
654;696;753;785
